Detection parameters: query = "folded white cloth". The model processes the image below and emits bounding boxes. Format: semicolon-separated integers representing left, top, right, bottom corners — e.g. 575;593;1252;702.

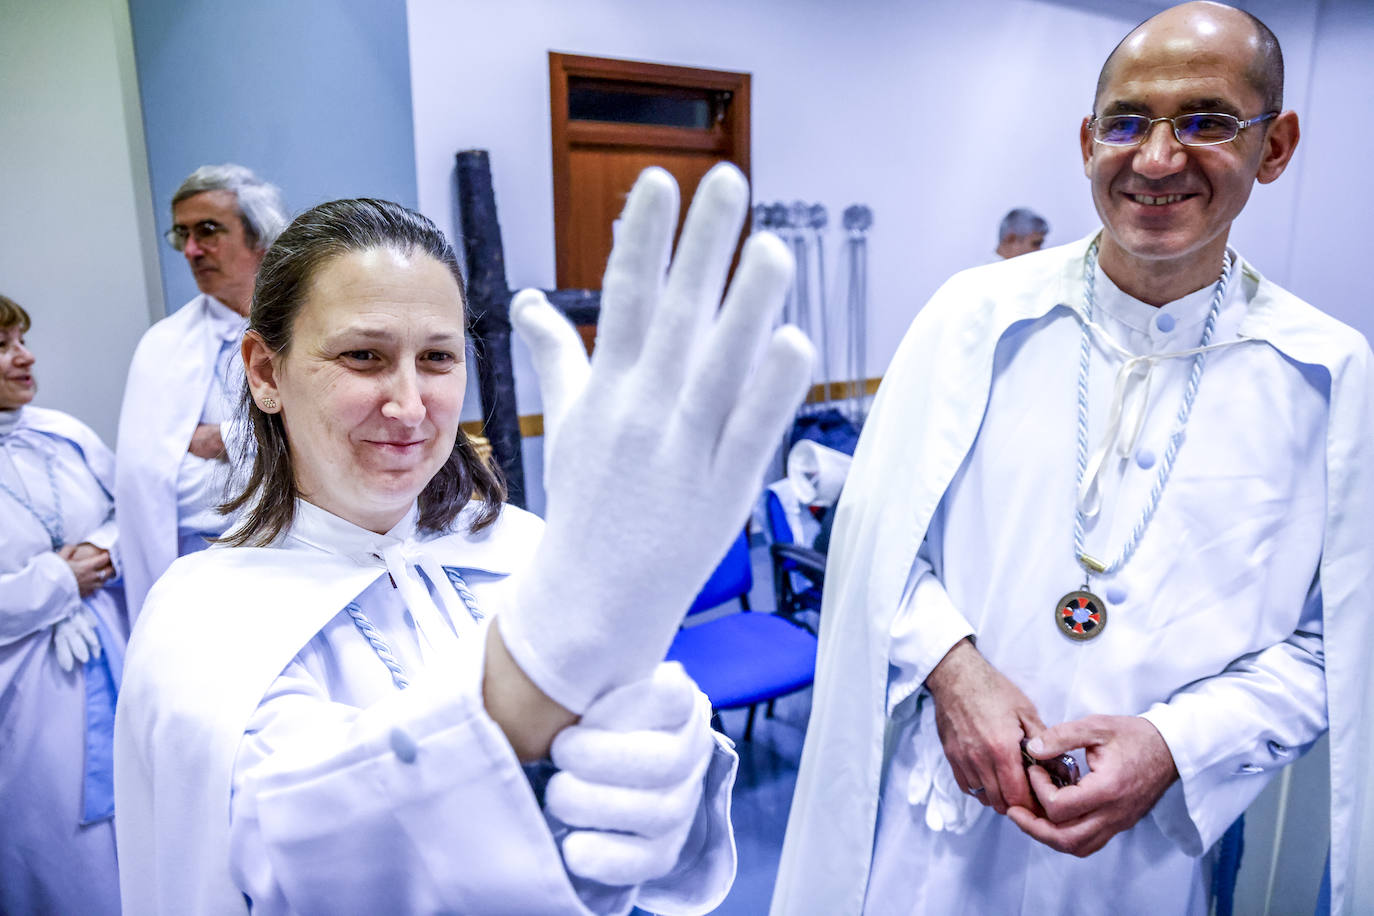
901;695;984;834
52;606;102;672
787;440;852;507
764;480;820;546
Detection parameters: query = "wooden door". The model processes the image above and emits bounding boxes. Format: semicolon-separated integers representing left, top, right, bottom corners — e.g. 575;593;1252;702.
550;53;751;292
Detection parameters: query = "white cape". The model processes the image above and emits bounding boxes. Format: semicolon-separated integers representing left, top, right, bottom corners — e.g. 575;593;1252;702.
772;235;1374;915
1;405;125;915
116;294;229;619
115;503;736;915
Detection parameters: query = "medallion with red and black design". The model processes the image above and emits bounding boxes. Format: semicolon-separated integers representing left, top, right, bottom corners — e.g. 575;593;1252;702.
1055;589;1107;641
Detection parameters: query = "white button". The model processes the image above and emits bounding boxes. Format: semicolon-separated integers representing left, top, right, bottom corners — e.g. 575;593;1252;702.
1155;313;1176;333
389;727;418;763
1136;448;1156;469
1106;586;1127;604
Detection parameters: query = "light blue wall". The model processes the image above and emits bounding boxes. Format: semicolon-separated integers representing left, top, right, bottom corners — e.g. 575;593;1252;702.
128;0;418;315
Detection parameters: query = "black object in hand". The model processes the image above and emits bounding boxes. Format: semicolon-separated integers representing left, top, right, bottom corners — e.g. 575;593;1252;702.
1021;737;1081;788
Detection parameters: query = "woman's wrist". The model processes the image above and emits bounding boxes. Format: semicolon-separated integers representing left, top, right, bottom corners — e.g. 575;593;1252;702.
482;620;578;763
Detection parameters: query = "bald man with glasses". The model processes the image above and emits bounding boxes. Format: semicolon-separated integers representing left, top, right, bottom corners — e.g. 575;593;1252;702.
775;3;1374;914
115;164;288;620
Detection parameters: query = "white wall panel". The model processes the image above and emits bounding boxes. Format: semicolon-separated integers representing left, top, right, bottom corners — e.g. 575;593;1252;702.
0;0;158;443
406;0;1138;431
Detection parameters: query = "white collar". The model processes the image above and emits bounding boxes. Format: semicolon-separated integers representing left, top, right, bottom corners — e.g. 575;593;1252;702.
1093;264;1222;340
203;295;248;341
1077;249;1255;520
0;408;21;439
269;496;519;575
282;499;419;567
283;499;481;662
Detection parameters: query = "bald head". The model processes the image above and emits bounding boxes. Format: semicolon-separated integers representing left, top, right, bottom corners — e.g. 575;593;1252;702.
1095;2;1283;115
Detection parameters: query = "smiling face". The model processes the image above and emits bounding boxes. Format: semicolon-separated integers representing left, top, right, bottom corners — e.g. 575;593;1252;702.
1081;3;1298;303
0;325;37;410
247;247;468;534
172;189;265;315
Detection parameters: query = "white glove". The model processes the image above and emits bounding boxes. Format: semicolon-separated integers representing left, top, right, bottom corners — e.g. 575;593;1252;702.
52;606;102;673
504;163;814;713
545;663;714;886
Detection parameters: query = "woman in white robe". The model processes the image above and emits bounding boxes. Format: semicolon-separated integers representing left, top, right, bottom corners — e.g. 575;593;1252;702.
115;168;813;914
0;294;126;915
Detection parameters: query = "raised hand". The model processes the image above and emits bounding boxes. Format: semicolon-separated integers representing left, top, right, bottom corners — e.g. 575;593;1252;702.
501;163;814;715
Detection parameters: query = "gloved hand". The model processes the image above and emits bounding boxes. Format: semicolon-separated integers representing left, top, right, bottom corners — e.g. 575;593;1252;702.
545;663;715;886
52;606;102;672
504;163;814;713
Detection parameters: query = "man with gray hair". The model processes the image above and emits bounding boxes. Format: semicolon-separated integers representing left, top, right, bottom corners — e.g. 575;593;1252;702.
116;164;287;619
995;207;1049;259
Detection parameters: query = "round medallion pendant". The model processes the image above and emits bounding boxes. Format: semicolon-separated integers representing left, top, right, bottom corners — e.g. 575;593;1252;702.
1055;589;1107;641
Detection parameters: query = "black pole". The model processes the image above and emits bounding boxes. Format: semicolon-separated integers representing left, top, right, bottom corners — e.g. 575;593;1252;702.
455;150;525;507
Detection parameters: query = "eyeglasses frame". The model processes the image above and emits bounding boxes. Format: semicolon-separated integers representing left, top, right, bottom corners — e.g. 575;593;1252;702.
163;219;230;252
1088;111;1279;148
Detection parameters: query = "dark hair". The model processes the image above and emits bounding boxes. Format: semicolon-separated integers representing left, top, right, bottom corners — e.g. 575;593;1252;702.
221;198;505;546
0;294;31;333
999;208;1049;243
1094;5;1284;115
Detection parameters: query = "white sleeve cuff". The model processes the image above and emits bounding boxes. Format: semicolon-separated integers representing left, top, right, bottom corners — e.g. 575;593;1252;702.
0;551;83;645
634;733;739;915
1141;703;1274;856
83;519;119;553
887;569;974;716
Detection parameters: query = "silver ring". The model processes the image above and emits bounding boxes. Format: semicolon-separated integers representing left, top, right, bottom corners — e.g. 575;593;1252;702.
969;787;986;796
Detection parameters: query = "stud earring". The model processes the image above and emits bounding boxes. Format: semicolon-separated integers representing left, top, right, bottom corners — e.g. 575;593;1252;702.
261;397;277;411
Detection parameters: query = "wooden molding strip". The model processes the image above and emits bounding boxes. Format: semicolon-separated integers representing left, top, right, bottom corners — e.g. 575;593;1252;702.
462;414;545;440
463;376;882;440
803;376;882;404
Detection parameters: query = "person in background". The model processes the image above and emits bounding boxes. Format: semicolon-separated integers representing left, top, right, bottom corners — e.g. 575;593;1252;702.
995;207;1049;259
0;293;125;915
776;3;1374;914
116;163;288;620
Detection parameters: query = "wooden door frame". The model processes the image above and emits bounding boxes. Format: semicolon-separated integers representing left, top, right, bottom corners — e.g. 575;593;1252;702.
549;51;751;288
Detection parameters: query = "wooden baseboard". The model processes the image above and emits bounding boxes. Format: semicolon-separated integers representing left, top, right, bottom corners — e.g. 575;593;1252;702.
804;376;881;404
463;376;881;440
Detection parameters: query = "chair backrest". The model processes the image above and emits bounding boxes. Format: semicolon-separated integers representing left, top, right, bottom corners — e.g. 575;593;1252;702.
687;528;752;616
765;490;795;546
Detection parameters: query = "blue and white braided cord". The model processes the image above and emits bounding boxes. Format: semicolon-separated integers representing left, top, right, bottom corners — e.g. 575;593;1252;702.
347;567;485;690
1073;240;1232;578
345;601;410;690
442;566;485;621
0;434;65;549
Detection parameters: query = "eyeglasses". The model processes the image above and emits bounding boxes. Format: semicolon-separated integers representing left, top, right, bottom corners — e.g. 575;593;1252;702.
164;219;228;251
1088;111;1278;148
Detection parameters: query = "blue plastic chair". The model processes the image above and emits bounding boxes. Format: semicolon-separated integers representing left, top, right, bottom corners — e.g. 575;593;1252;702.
764;489;826;621
667;528;818;741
